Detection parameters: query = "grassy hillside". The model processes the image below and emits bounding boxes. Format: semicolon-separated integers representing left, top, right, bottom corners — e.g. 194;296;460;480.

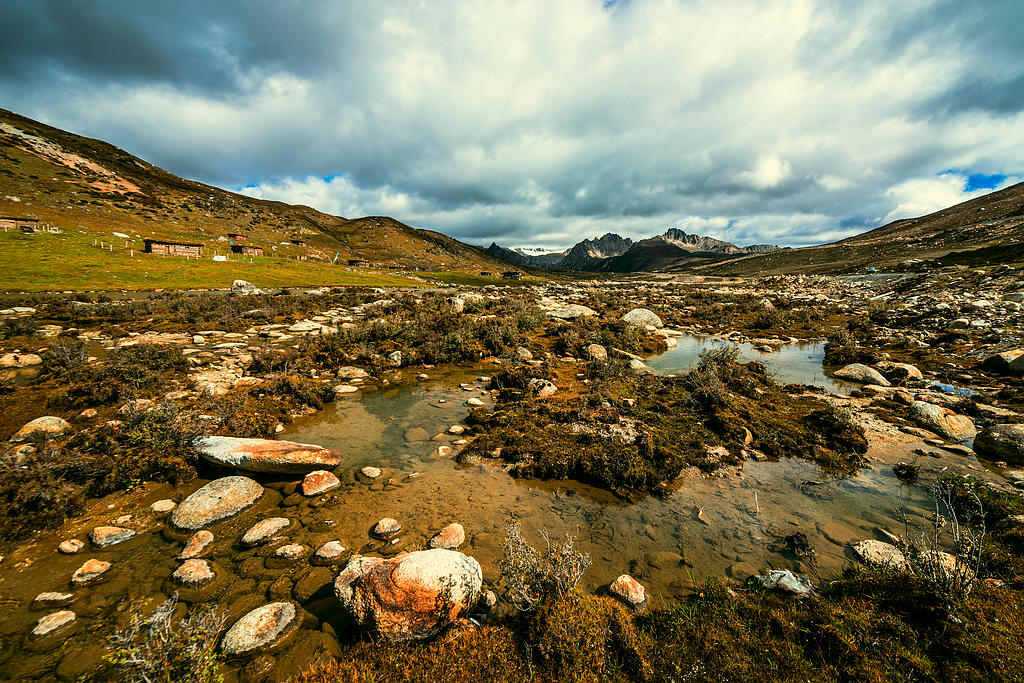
0;108;510;290
699;181;1024;276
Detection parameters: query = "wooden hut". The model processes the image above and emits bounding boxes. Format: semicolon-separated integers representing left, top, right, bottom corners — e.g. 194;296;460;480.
502;271;523;280
347;259;370;267
227;232;247;241
1;217;40;232
144;239;204;257
231;244;264;256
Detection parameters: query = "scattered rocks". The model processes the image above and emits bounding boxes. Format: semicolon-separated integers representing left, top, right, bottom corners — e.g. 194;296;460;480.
170;476;264;531
195;436;344;473
833;363;889;386
852;540;909;570
621;308;663;327
301;470;341;496
9;416;71;442
546;304;598;320
220;602;300;657
334;549;483;641
428;523;466;550
179;530;215;559
32;610;76;637
974;424;1024;464
89;526;136;548
909;401;977;442
241;518;291;546
372;518;402;538
172;559;216;587
749;569;813;595
71;559;111;586
608;574;648;611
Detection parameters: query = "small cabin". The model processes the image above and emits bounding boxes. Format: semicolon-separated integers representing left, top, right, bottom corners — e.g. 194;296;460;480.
227;232;247;241
290;238;307;247
347;259;370;267
231;244;264;256
502;271;523;280
1;217;40;232
144;239;204;257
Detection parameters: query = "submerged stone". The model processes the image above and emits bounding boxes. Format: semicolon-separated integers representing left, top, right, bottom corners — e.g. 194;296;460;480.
71;559;111;586
220;602;300;657
428;523;465;550
241;517;291;546
170;476;264;531
32;610;76;637
172;559;216;587
178;530;215;559
89;526;135;548
195;436;343;473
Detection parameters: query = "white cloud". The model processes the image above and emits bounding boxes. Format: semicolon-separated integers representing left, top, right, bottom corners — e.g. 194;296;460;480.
1;0;1022;248
882;172;1022;223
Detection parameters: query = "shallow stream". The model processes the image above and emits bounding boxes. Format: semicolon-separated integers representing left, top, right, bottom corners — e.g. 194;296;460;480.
0;339;974;681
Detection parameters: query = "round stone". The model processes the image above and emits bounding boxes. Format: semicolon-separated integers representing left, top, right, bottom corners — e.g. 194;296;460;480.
150;499;176;514
273;544;308;560
220;602;299;657
241;518;291;546
172;559;216;587
178;530;215;559
10;416;71;443
32;610;76;637
360;466;382;479
301;470;340;496
170;476;264;531
32;592;75;609
58;539;85;554
313;541;347;562
608;574;648;611
372;518;401;537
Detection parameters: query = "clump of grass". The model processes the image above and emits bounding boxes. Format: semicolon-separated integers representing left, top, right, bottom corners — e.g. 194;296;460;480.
499;520;591;611
103;595;225;683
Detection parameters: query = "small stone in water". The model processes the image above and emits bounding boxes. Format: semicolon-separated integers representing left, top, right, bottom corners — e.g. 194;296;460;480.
32;592;74;609
172;559;216;587
360;466;382;479
273;544;308;560
90;526;136;547
466;398;484;407
179;530;214;559
301;469;341;496
609;574;648;611
241;518;291;546
220;602;299;657
447;425;465;435
314;540;346;561
71;559;111;586
372;517;401;537
58;539;84;554
428;523;465;550
32;610;76;637
150;499;176;514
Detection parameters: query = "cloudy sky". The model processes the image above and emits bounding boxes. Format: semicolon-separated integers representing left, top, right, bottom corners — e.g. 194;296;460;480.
1;0;1022;249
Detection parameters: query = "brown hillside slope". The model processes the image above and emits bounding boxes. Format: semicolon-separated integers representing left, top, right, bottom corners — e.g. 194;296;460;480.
0;108;506;272
700;181;1024;276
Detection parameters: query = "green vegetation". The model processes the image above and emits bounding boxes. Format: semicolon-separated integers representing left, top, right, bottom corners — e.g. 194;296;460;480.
0;230;420;291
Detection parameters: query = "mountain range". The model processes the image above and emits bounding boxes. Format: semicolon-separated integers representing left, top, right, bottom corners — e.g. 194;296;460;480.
486;228;782;272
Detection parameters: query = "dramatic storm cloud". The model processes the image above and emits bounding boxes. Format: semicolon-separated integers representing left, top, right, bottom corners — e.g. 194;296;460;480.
1;0;1022;248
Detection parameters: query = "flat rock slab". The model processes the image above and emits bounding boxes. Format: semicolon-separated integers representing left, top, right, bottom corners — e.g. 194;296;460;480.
833;363;889;386
221;602;300;657
71;559;111;586
313;541;347;563
90;526;136;547
179;530;215;559
910;401;977;442
273;544;308;560
32;592;75;609
372;518;402;538
301;470;340;496
170;476;264;531
852;540;909;570
196;436;343;473
241;517;291;546
32;610;76;637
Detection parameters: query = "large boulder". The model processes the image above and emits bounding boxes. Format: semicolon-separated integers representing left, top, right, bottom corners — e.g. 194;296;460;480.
9;416;71;443
909;401;977;442
231;280;258;293
195;436;343;473
982;349;1024;375
621;308;663;328
974;424;1024;464
833;363;889;386
334;549;483;641
170;476;264;531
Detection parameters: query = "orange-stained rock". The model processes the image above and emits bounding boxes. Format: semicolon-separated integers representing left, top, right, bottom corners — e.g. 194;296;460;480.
301;470;340;496
334;549;482;641
608;574;647;611
195;436;343;473
71;559;111;586
172;559;216;587
179;530;214;559
427;523;465;550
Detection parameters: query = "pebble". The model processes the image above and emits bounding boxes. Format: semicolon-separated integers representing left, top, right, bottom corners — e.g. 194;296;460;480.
273;544;308;560
32;610;76;637
447;425;466;435
241;518;291;546
58;539;85;554
172;559;216;587
90;526;135;548
71;559;111;586
301;470;341;496
360;466;382;479
372;517;402;537
466;397;484;407
179;530;215;559
150;499;176;514
313;541;347;562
